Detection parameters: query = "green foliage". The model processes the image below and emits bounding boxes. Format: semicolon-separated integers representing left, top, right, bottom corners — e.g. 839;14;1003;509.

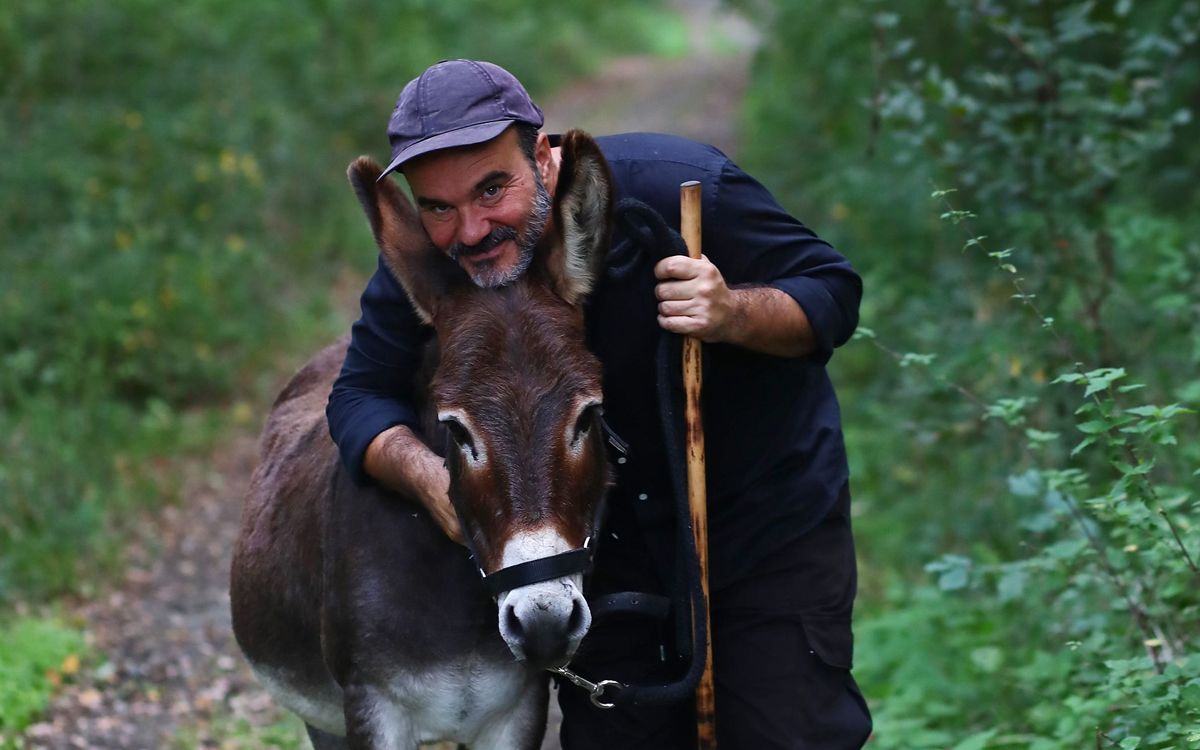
741;0;1200;745
0;617;86;740
0;0;672;601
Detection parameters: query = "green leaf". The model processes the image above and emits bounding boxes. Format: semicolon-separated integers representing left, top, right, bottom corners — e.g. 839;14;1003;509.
1119;737;1141;749
874;12;899;29
953;728;999;750
1025;428;1059;444
939;566;968;591
900;352;937;367
940;209;976;224
1076;420;1110;434
1114;460;1154;476
997;568;1028;602
1124;405;1160;417
1082;368;1127;396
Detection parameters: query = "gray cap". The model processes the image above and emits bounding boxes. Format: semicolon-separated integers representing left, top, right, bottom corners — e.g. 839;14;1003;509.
379;59;545;180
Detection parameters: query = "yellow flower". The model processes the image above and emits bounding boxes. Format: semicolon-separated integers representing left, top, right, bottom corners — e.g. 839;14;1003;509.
61;654;80;675
225;234;245;254
124;111;143;130
830;203;850;221
239;154;262;185
115;230;133;251
232;401;254;424
220;149;238;174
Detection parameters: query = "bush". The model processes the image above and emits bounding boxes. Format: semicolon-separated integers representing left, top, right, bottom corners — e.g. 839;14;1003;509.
740;0;1200;745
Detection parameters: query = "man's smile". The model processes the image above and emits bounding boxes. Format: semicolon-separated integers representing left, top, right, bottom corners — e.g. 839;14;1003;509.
460;238;512;265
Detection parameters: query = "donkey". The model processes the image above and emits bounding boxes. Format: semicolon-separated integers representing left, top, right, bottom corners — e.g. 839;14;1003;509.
230;130;615;749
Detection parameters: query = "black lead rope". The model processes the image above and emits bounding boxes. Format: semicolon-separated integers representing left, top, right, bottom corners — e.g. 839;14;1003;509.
600;198;709;707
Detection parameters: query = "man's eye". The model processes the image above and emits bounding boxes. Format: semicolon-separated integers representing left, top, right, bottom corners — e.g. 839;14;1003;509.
481;185;502;199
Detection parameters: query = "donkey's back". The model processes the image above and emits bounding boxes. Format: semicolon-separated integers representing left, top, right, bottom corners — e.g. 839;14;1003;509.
231;337;345;731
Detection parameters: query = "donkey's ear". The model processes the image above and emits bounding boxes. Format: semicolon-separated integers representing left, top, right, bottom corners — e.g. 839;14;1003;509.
347;157;460;324
545;130;614;306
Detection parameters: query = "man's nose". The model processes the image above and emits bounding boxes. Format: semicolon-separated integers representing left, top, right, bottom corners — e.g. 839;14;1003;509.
457;207;491;247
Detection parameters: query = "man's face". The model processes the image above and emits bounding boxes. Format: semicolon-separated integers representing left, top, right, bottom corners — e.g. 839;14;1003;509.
405;127;551;288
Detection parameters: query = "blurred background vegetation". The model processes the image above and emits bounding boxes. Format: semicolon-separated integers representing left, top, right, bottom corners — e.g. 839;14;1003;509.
2;0;1198;746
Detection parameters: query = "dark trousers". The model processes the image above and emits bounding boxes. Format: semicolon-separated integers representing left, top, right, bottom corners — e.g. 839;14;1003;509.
557;497;872;749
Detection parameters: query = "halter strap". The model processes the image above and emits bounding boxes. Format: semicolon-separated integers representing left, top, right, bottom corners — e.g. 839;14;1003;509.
481;542;592;597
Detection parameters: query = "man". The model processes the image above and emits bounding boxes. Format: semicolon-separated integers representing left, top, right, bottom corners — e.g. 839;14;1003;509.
327;59;871;748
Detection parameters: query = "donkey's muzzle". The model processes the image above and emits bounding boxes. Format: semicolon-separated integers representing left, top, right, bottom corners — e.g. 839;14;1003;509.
499;580;591;668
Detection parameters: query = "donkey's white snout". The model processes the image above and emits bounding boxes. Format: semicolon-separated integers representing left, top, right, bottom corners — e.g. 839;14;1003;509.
500;579;591;667
496;528;593;667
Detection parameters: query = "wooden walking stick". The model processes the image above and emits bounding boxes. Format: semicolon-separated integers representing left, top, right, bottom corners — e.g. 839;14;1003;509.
680;180;716;749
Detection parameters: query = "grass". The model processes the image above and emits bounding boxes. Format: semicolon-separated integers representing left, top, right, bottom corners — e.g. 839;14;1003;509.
0;615;88;742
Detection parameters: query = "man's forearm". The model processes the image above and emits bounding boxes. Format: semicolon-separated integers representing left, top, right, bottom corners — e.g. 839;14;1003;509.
654;255;817;359
719;286;816;358
364;425;463;543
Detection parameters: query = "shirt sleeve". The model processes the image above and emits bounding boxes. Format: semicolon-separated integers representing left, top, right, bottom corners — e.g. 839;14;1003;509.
706;159;862;365
326;255;431;486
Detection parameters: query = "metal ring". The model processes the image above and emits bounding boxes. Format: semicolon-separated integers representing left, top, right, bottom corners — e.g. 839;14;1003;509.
589;679;624;709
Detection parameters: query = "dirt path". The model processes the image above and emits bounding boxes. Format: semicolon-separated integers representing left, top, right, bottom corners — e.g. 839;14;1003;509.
22;4;755;748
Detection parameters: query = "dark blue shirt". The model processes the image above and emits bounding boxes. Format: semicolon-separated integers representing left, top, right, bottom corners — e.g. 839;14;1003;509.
327;133;861;590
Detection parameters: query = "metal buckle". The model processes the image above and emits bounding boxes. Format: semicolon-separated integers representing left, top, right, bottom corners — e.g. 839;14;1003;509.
550;666;625;709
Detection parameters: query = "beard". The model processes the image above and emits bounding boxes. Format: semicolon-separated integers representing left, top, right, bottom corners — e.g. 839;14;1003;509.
449;173;551;289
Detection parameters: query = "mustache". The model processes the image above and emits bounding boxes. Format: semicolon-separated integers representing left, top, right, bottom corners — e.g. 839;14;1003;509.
449;226;519;260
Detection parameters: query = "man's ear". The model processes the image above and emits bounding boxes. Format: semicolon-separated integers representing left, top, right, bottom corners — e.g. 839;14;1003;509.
347;158;462;324
543;129;614;307
535;132;557;197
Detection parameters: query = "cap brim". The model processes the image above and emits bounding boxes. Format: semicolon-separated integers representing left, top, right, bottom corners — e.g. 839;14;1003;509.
377;119;515;182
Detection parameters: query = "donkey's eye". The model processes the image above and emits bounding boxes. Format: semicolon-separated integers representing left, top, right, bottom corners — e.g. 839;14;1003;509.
571;404;600;445
441;418;478;460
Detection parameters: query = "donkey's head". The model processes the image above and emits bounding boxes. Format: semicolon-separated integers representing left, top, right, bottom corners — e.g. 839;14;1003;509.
347;130;614;668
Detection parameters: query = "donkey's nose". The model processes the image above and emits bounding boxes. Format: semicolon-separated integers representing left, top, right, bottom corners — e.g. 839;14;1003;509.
500;582;591;668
